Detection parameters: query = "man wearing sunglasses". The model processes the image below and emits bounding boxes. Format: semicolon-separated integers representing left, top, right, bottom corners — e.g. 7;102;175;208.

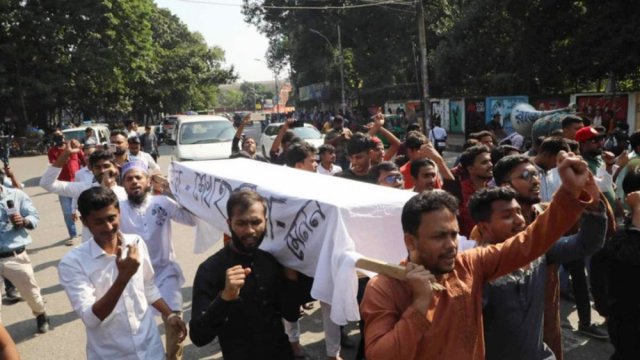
369;162;404;189
474;154;608;359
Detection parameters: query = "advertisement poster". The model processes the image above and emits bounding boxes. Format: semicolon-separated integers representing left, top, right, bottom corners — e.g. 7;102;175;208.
575;94;629;130
485;96;529;134
449;99;465;133
465;98;486;136
532;97;569;111
430;99;450;130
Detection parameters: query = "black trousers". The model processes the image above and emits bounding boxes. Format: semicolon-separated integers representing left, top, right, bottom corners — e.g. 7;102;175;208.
564;258;592;325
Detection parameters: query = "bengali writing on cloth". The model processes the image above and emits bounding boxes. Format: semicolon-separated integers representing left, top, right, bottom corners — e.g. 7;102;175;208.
168;158;413;324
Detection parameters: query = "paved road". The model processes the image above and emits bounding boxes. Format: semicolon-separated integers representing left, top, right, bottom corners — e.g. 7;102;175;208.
3;147;613;359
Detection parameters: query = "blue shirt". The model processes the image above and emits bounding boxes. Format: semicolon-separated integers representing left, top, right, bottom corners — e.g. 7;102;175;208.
0;186;39;252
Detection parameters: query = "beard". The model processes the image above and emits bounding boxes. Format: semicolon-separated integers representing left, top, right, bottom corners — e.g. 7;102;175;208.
128;190;148;205
230;228;266;254
517;194;540;206
114;147;125;156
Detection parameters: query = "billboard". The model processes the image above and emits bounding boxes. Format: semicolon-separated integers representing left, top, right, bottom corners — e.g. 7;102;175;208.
575;94;629;130
299;82;328;102
485;96;529;134
449;99;465;133
430;99;450;130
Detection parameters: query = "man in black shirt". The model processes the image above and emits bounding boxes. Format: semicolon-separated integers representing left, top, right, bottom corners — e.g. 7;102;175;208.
335;133;374;183
232;114;269;162
189;189;298;360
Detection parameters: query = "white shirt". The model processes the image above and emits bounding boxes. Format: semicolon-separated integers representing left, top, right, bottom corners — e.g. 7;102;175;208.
536;164;562;203
428;126;447;143
317;163;342;176
129;151;160;172
118;196;196;310
75;167;94;184
40;166;128;241
58;233;164;360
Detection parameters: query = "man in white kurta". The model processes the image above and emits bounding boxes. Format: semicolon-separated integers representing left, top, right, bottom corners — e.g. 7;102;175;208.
118;161;196;359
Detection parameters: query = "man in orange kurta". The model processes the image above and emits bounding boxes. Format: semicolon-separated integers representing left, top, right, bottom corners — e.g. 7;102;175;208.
360;155;594;360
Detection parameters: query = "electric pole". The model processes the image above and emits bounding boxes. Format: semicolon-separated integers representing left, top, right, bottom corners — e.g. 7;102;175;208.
416;0;431;131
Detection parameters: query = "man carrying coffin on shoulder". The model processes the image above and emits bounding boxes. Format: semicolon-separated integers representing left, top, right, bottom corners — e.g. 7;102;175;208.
360;153;596;360
190;189;300;360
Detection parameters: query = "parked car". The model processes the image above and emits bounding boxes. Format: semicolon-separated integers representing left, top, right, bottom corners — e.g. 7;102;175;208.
172;115;235;161
62;124;110;146
259;123;324;157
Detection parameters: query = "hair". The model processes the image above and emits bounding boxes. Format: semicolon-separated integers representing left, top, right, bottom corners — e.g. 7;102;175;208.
226;189;267;220
410;158;436;179
401;190;459;236
318;144;336;156
538;137;570;156
491;145;520;166
281;130;297;145
405;131;428;150
594;125;606;134
85;127;94;134
110;129;127;139
469;187;518;223
629;131;640;150
286;141;317;167
346;132;373;156
145;125;151;130
472;130;494;140
462;139;479;150
124;120;136;128
369;161;399;182
566;139;579;153
622;163;640;195
459;145;490;170
77;186;119;219
89;149;116;168
406;123;420;133
561;115;583;129
550;129;564;136
493;154;532;186
333;115;344;123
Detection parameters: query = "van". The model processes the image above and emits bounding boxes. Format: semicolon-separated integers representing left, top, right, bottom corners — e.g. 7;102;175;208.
172;115;235;161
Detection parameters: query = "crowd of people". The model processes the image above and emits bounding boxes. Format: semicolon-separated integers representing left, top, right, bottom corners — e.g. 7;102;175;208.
0;110;637;360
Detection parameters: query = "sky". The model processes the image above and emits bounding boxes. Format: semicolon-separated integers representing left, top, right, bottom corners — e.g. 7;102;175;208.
155;0;273;83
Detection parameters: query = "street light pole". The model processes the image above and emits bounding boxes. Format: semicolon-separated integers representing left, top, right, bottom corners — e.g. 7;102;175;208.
309;27;346;113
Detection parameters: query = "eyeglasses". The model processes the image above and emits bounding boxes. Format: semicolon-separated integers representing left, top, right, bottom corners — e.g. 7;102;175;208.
513;169;540;182
385;174;403;184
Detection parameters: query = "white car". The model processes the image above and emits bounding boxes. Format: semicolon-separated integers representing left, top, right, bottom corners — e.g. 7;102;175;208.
259;123;324;157
62;124;110;145
172;115;235;161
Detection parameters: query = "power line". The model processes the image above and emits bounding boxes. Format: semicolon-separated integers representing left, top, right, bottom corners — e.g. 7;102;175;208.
173;0;414;10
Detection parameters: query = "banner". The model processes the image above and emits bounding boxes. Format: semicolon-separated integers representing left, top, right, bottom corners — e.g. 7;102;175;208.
430;99;450;130
299;82;328;102
485;96;529;134
575;94;629;130
449;99;465;133
169;159;414;324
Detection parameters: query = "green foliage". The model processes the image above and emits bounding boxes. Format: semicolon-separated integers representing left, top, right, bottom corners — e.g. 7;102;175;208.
0;0;237;129
243;0;640;108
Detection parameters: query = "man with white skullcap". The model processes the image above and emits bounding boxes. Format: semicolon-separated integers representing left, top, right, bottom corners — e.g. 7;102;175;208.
118;160;196;360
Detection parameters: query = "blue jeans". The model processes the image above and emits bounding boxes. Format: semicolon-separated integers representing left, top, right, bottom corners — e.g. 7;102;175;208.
59;195;77;238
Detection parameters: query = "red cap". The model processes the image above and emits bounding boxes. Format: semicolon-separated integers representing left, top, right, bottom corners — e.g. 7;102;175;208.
575;126;602;143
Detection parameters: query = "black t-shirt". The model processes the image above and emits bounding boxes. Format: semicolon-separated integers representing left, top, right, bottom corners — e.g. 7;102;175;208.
335;168;373;183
